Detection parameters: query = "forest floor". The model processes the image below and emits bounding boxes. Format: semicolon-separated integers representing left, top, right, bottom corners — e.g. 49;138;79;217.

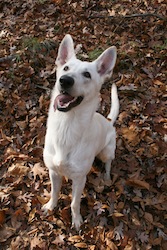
0;0;167;249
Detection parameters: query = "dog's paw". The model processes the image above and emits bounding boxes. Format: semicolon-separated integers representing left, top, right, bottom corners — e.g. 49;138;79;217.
104;172;111;181
72;214;83;231
42;199;57;214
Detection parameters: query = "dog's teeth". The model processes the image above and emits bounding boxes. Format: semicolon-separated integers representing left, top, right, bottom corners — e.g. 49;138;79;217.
71;97;77;102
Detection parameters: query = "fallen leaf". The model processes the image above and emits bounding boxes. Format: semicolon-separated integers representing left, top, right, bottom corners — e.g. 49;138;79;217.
52;234;65;245
68;235;82;242
106;239;118;250
28;208;36;223
113;212;124;218
137;231;149;243
144;212;153;223
126;179;150;190
74;242;87;248
31;163;47;180
0;210;6;225
0;226;15;243
114;222;124;241
30;236;47;250
121;126;140;146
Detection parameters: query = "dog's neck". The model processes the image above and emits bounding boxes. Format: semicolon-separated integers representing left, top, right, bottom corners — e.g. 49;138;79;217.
48;95;99;139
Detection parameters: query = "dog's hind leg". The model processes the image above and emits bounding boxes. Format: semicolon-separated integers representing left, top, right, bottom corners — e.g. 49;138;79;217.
104;159;112;180
98;139;116;181
71;176;86;230
42;169;62;212
104;146;116;180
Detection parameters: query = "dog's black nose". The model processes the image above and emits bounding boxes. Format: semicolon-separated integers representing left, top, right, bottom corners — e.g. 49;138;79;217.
59;75;74;89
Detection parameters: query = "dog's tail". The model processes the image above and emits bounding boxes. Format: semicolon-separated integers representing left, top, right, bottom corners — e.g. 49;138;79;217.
107;83;119;125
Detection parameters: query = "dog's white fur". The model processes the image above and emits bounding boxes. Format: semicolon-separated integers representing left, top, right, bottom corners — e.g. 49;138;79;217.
42;34;119;230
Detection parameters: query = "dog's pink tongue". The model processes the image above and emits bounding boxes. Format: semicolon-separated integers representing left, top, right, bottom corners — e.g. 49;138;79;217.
54;94;74;110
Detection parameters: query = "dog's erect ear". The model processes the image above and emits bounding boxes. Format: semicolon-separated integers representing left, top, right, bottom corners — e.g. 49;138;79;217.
96;46;117;78
56;34;75;67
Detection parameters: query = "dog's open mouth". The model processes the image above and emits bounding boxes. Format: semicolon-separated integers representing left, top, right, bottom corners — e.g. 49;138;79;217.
54;93;83;112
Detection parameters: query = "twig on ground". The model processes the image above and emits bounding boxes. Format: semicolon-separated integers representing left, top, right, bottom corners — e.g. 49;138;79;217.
89;13;166;20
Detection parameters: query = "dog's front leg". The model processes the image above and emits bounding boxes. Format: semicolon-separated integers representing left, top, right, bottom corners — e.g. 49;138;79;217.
42;169;62;212
71;176;86;230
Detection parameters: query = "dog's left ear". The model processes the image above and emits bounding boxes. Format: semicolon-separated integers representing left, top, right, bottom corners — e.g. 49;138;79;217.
56;34;75;67
96;46;117;79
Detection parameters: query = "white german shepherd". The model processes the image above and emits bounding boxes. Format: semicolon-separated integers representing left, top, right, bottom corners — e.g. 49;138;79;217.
42;34;119;230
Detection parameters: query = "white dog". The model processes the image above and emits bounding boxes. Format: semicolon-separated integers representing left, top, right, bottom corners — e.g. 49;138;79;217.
42;34;119;230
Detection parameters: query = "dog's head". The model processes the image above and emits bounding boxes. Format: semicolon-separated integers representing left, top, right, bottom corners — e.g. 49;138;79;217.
54;34;117;112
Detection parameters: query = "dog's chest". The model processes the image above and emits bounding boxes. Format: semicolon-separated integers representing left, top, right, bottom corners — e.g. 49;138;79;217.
53;118;82;149
47;115;85;176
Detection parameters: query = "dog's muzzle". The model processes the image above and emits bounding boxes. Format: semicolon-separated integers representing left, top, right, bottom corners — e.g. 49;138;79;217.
54;75;83;112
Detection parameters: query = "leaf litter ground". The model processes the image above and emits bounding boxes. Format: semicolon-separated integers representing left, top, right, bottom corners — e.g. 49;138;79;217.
0;0;167;249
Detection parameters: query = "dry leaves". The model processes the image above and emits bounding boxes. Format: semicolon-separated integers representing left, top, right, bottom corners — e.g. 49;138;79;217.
0;0;167;249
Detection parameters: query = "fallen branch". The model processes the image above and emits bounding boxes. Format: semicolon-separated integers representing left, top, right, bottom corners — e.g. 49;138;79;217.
35;84;50;91
0;55;17;64
89;12;166;20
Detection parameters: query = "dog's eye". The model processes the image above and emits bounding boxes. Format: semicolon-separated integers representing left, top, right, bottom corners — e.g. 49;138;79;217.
83;71;91;79
64;66;69;71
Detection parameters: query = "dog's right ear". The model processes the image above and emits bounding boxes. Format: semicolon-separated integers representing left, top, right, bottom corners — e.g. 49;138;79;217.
56;34;75;67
